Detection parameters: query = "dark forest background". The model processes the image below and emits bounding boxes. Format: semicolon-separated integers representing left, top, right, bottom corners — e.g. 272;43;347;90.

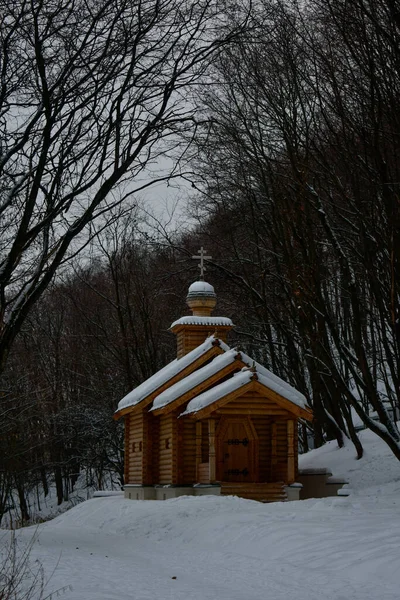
1;0;400;524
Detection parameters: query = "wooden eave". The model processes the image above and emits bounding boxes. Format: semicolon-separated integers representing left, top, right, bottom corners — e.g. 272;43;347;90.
113;345;225;420
151;357;243;416
253;381;313;420
185;378;313;421
169;323;233;335
185;379;257;420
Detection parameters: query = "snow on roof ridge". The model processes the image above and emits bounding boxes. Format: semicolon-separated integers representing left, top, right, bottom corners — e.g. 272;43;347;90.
151;348;239;411
116;335;227;413
170;316;234;328
239;351;308;408
181;370;254;416
256;373;307;409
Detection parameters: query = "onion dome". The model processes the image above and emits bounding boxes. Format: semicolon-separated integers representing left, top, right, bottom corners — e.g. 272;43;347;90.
186;280;217;316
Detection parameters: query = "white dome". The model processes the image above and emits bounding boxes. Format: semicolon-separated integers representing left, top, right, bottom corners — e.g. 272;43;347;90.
188;281;215;295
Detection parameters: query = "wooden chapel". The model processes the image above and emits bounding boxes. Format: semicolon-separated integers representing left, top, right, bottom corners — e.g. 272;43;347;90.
114;258;313;503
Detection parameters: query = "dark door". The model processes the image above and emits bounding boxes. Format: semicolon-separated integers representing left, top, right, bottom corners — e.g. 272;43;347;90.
218;419;256;482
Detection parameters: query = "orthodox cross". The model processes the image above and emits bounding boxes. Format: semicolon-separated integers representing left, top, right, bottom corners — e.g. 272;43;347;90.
192;247;212;280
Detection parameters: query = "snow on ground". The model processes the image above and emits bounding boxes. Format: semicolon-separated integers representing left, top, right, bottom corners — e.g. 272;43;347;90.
299;426;400;499
2;426;400;600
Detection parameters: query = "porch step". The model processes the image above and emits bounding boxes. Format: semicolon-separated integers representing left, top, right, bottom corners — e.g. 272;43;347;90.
220;481;288;503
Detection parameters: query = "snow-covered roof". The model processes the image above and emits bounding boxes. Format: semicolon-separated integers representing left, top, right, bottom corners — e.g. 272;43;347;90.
170;316;234;328
181;361;310;416
257;373;306;410
116;327;309;418
187;281;216;296
239;351;308;409
181;370;254;415
151;348;239;411
116;335;222;413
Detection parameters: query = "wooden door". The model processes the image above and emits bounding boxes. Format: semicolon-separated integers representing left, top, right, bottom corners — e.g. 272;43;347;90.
217;418;258;482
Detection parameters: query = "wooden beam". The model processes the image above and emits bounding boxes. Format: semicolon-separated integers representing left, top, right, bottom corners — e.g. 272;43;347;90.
208;419;216;483
171;412;179;485
270;422;277;481
124;415;130;485
215;408;290;416
196;421;202;481
176;413;184;484
287;420;295;484
142;412;152;485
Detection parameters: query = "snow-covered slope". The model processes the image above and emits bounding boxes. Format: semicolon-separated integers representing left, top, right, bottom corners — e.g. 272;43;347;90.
299;427;400;498
2;427;400;600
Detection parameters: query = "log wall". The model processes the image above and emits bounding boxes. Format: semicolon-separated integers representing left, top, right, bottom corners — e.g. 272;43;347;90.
215;391;293;418
176;327;229;358
158;413;174;484
251;416;271;482
151;416;160;484
201;419;210;463
125;391;299;487
125;412;144;484
124;415;130;484
273;420;289;482
182;419;197;483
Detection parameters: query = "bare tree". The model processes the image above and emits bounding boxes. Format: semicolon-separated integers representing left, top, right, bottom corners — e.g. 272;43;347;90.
0;0;246;372
191;0;400;459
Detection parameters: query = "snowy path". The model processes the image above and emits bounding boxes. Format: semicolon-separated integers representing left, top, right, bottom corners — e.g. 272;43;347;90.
11;494;400;600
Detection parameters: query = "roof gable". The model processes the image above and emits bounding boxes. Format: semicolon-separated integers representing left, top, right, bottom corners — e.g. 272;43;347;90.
114;335;228;419
151;348;240;415
115;332;312;421
150;347;310;419
181;368;313;421
181;370;256;418
239;350;308;408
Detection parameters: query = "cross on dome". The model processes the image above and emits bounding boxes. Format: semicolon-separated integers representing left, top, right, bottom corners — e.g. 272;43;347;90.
192;246;212;280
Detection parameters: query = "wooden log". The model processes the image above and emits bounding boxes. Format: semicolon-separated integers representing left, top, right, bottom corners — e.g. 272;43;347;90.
198;462;210;484
196;421;202;481
216;408;290;416
124;415;130;484
270;422;277;480
175;413;184;484
208;419;216;483
287;420;295;484
142;412;152;485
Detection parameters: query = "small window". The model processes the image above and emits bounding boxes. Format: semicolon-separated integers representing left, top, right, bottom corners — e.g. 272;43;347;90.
132;441;143;453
